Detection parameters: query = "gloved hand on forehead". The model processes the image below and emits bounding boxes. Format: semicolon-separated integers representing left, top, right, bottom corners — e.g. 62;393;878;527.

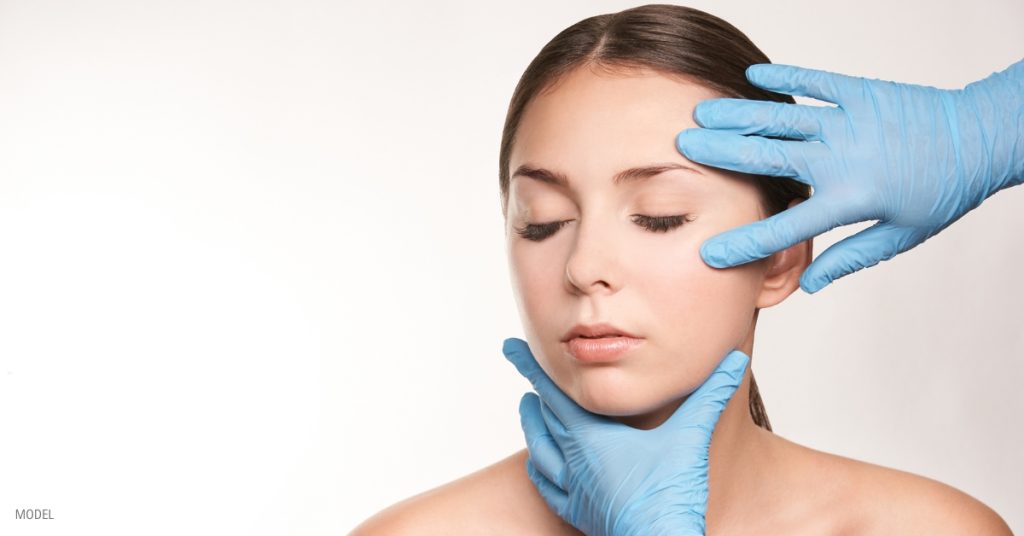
503;337;749;536
675;59;1024;294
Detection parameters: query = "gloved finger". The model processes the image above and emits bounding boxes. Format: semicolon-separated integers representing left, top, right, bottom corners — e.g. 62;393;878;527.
537;396;573;449
519;392;569;490
700;197;859;268
526;457;569;520
799;221;923;294
693;98;841;142
663;350;749;433
745;63;862;106
503;337;590;426
675;128;817;178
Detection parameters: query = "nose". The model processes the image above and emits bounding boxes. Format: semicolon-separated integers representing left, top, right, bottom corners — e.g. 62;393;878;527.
564;218;621;296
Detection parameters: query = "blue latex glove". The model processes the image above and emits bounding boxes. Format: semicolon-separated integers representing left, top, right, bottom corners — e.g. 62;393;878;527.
502;337;749;536
676;59;1024;293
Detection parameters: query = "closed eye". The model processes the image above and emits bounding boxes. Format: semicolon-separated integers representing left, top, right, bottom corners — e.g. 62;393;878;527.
514;214;693;242
513;220;569;242
631;214;693;232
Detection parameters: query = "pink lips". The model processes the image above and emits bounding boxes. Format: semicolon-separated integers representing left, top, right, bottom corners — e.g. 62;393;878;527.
566;336;644;363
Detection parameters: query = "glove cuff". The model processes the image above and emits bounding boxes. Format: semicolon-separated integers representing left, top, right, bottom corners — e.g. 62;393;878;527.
960;58;1024;192
617;513;704;536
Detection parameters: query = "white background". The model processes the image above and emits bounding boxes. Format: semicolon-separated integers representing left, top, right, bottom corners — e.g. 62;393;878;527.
0;1;1021;534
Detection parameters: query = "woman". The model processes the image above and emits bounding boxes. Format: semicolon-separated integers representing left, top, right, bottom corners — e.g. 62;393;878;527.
351;5;1011;534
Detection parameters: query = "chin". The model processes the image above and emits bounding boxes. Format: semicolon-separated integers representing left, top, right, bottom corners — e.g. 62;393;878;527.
567;367;678;419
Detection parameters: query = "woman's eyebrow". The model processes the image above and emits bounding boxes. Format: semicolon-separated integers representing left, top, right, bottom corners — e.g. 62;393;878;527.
511;162;703;187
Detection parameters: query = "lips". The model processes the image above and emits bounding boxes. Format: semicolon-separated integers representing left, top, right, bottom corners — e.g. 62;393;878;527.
562;322;644;363
561;322;640;342
565;335;644;363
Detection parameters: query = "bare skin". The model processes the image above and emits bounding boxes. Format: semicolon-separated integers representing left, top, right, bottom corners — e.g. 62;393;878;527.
350;66;1012;535
351;338;1011;535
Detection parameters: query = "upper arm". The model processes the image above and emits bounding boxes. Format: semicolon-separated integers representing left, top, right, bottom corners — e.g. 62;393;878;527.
347;493;455;536
918;488;1012;535
347;509;408;536
347;455;520;536
867;472;1012;535
346;449;574;536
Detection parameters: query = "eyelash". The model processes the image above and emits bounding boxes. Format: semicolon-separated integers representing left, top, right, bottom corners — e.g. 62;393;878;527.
514;214;694;242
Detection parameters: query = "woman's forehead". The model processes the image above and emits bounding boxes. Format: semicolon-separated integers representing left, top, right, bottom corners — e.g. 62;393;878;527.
510;67;719;172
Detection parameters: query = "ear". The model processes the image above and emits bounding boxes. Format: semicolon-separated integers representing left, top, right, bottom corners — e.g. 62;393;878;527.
755;198;813;309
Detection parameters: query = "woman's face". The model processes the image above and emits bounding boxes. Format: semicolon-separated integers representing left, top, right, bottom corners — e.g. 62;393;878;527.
505;65;785;425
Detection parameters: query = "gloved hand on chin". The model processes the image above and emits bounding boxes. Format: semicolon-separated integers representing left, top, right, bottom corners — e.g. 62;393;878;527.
503;337;749;536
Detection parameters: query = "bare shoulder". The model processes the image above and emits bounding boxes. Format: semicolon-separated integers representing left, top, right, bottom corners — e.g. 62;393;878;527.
348;449;580;536
853;462;1011;535
795;444;1012;535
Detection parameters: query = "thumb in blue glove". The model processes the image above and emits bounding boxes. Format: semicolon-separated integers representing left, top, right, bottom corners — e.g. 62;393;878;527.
676;59;1024;293
502;336;749;536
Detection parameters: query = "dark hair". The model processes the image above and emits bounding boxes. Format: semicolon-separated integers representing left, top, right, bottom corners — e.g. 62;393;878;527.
499;4;813;431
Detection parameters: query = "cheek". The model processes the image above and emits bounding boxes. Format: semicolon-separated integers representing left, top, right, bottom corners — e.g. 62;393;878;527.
644;239;759;329
630;228;761;385
507;241;567;347
507;241;578;401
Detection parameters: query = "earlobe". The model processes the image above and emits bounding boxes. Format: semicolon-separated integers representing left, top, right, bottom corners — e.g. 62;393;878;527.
755;199;813;309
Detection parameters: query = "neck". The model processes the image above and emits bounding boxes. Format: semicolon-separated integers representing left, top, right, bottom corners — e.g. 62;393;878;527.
704;340;775;529
609;323;778;528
